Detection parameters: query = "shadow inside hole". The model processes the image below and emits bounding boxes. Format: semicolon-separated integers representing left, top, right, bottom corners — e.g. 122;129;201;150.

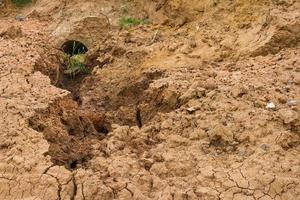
94;123;110;135
61;40;88;56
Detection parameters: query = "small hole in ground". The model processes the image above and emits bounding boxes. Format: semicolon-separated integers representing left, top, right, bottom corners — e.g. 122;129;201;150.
94;124;110;135
62;40;88;55
135;106;142;128
70;160;78;169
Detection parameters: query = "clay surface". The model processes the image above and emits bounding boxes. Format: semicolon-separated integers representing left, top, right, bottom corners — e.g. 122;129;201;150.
0;0;299;199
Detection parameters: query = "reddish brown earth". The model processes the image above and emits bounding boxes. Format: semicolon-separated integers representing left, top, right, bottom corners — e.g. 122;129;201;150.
0;0;300;199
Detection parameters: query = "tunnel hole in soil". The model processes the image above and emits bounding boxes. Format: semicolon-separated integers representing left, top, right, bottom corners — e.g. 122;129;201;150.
56;40;91;103
61;40;88;56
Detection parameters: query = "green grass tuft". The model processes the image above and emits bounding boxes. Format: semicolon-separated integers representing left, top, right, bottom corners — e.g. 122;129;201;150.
63;41;88;78
119;16;149;28
12;0;32;7
64;54;88;78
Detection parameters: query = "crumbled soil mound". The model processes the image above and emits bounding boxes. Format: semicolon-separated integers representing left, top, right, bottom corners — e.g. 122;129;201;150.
0;0;299;200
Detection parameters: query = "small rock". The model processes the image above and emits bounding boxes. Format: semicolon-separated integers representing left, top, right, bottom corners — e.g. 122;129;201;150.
279;109;298;124
162;90;179;108
140;158;154;170
161;119;173;129
15;15;26;21
238;149;247;156
287;100;297;106
260;144;269;151
232;85;248;98
294;76;300;85
254;99;265;108
179;86;205;103
287;79;294;85
187;107;196;114
276;93;287;104
266;101;276;110
225;146;235;152
189;40;197;48
203;79;217;90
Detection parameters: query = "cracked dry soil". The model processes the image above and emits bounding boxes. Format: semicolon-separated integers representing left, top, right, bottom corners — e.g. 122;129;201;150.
0;0;300;200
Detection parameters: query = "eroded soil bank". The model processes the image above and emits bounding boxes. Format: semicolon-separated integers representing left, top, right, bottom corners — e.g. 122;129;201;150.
0;0;299;199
